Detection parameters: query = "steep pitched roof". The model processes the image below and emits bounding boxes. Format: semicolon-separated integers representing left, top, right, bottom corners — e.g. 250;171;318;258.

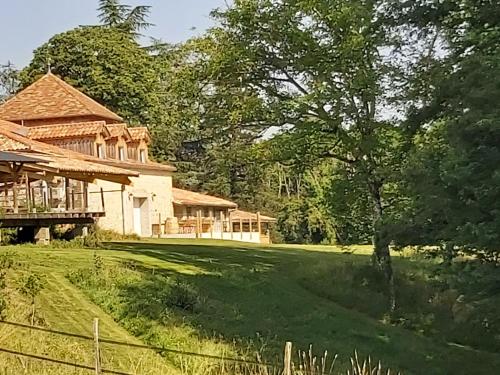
106;123;132;141
128;127;151;143
0;73;122;122
0;120;138;179
27;121;111;141
172;188;238;208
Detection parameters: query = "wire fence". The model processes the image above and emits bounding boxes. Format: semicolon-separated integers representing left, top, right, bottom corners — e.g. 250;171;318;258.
0;319;283;375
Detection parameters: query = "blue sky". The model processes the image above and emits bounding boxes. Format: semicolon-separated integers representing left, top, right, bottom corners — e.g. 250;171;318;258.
0;0;227;68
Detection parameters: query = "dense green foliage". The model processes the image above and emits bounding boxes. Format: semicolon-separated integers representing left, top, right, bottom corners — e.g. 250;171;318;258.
390;0;500;262
4;240;500;374
4;0;500;312
21;27;162;125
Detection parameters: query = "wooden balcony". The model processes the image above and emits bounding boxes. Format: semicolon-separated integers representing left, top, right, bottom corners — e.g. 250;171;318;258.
0;183;105;227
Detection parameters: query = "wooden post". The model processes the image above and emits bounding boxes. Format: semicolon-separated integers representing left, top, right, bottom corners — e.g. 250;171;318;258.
83;182;89;211
30;187;35;211
249;216;253;240
65;178;71;211
25;174;31;211
230;212;234;240
48;187;53;209
71;189;75;211
210;210;214;239
283;341;292;375
93;318;101;375
257;212;262;243
240;218;243;240
12;180;18;214
43;190;48;210
100;187;105;212
220;210;224;239
196;210;201;239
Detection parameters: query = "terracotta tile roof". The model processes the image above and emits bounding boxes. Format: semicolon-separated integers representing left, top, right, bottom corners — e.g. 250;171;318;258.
0;120;29;136
0;120;29;150
172;188;238;208
0;120;139;178
230;210;276;222
128;127;151;143
99;158;176;173
0;73;122;122
106;124;132;141
0;134;29;151
27;121;111;141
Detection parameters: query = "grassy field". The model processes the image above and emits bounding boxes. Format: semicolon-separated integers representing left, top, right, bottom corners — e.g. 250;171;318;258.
0;239;499;374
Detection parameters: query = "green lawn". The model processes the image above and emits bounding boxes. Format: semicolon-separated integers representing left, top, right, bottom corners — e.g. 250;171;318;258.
1;239;499;374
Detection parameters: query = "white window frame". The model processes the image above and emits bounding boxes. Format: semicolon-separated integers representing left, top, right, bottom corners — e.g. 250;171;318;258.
118;146;125;161
97;144;105;159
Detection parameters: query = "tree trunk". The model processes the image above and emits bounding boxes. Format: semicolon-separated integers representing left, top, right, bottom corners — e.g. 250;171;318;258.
442;242;454;266
369;180;396;313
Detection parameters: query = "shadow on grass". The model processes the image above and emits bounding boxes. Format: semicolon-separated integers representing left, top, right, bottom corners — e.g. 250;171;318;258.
88;240;500;375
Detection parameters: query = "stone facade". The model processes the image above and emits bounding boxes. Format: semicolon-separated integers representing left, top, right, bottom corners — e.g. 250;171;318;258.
88;170;173;237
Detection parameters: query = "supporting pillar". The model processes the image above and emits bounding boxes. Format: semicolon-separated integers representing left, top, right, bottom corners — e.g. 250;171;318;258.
26;174;31;211
65;178;71;211
240;218;243;240
220;210;224;239
229;212;234;240
196;210;201;239
12;180;18;214
210;210;214;239
257;212;262;243
48;186;52;209
34;227;50;245
83;182;89;211
249;216;253;240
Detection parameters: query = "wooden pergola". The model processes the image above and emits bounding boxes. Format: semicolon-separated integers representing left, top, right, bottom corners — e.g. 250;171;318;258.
0;151;131;228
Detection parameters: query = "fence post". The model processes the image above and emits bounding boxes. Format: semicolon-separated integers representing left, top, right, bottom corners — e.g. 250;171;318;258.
283;341;292;375
93;318;101;375
100;188;105;212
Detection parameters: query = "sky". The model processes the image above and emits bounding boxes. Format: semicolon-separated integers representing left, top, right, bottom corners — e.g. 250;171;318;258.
0;0;228;68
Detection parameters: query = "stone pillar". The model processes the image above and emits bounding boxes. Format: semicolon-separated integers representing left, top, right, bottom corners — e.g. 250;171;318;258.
34;227;50;245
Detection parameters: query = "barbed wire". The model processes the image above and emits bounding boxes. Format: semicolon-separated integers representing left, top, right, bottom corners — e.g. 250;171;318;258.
0;320;278;369
0;347;133;375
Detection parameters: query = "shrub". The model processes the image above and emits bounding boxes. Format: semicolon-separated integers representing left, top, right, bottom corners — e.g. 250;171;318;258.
93;252;104;275
0;229;18;245
93;227;141;242
18;272;45;325
50;238;85;249
165;279;200;312
83;226;103;248
0;251;18;269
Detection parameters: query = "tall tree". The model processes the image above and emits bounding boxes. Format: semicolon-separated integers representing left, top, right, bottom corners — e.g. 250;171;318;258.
161;35;278;195
396;0;500;263
0;62;19;103
97;0;153;35
196;0;411;309
19;26;182;157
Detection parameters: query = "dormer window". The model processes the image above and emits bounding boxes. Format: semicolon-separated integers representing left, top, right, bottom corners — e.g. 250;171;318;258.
139;149;147;163
118;146;125;161
97;144;105;159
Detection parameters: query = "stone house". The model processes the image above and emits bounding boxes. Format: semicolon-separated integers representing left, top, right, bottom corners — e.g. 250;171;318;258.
0;73;274;242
